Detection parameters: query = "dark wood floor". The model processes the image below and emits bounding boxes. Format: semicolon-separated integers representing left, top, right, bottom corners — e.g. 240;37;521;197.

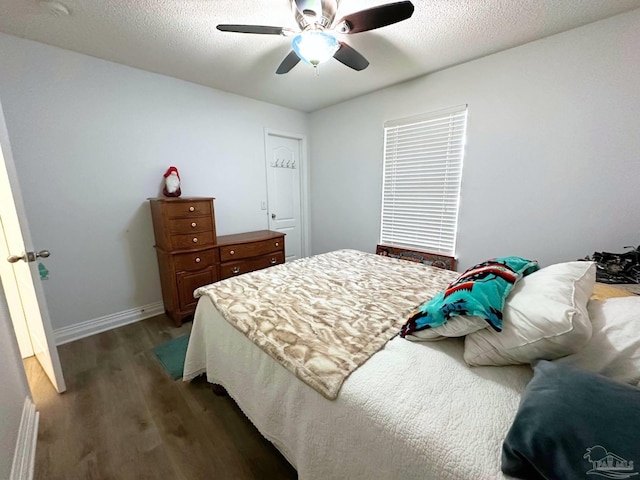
25;314;297;480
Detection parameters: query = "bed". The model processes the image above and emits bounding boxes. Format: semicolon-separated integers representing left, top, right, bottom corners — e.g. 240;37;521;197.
183;249;640;480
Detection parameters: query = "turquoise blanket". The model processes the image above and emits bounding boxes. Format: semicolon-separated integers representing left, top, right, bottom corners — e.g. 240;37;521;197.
400;256;538;337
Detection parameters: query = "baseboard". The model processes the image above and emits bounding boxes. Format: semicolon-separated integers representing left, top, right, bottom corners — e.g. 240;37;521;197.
10;397;39;480
54;301;165;345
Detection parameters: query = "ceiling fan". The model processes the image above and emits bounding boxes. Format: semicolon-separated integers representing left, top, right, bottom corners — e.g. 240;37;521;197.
216;0;415;74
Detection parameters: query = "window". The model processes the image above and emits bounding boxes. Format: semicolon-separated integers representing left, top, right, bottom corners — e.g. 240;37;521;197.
380;105;468;256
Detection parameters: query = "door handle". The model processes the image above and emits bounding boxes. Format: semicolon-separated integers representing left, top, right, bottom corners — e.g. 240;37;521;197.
271;213;276;219
7;253;27;263
7;250;50;263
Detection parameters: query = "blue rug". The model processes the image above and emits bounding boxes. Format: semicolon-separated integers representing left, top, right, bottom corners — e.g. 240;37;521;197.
153;334;190;380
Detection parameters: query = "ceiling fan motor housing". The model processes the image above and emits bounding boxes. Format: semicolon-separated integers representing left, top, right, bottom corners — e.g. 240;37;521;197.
292;0;338;30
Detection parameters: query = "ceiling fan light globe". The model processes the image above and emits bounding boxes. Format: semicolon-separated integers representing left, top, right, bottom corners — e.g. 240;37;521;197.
292;31;339;66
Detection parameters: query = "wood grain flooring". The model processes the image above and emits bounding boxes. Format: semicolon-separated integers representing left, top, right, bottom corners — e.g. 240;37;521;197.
24;314;297;480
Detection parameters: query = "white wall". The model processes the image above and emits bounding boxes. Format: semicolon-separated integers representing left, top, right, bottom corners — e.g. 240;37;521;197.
0;33;309;331
309;9;640;270
0;280;31;479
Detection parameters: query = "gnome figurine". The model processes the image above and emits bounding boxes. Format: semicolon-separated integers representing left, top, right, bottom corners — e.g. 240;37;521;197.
162;166;181;197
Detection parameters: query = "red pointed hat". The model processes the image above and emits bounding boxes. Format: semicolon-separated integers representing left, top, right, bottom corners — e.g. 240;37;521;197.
164;166;180;179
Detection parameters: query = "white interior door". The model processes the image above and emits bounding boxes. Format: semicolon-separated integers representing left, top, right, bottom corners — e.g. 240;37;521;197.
265;131;306;262
0;215;33;358
0;101;66;393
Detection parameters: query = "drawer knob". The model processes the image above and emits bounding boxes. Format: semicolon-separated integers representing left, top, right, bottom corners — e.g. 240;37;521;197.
192;237;198;243
195;257;201;263
191;222;197;228
275;242;279;247
232;266;240;274
189;206;195;212
230;250;235;255
270;257;277;264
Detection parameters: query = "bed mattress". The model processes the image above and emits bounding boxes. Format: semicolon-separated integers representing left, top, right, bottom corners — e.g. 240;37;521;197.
184;294;532;480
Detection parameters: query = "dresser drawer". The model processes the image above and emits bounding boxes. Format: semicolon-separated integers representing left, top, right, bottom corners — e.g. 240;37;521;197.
164;200;212;219
170;231;215;250
220;252;285;280
219;237;284;262
173;249;219;272
168;215;213;235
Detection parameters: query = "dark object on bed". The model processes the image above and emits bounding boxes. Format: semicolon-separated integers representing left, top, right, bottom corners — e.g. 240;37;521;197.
376;244;456;270
581;244;640;284
501;361;640;480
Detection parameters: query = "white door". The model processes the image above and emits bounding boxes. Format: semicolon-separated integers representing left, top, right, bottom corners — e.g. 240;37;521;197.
0;215;33;358
0;102;66;393
265;131;307;262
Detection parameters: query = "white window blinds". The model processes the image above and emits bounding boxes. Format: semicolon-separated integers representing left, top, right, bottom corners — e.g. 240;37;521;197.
380;105;468;256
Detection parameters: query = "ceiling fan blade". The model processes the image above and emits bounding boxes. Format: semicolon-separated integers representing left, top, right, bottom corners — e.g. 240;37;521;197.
276;51;302;74
336;1;414;34
217;24;285;35
333;42;369;71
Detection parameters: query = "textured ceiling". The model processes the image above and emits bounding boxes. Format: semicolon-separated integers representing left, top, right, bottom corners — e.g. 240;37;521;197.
1;0;639;112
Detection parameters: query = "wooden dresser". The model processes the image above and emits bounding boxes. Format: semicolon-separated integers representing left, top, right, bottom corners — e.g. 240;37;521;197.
149;197;285;326
217;230;285;280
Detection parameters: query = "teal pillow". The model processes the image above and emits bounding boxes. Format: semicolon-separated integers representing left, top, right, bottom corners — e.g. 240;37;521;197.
400;256;538;337
502;361;640;480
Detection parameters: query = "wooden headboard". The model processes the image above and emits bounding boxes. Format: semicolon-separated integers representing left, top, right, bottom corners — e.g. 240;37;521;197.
376;244;456;271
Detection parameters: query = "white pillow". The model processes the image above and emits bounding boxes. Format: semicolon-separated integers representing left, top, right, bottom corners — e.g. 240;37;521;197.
464;261;595;366
405;315;487;342
554;296;640;385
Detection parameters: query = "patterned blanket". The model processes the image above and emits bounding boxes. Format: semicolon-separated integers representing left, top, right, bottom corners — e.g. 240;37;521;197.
194;249;456;399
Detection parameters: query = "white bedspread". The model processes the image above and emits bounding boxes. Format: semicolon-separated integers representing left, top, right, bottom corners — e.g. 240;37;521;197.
184;295;532;480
